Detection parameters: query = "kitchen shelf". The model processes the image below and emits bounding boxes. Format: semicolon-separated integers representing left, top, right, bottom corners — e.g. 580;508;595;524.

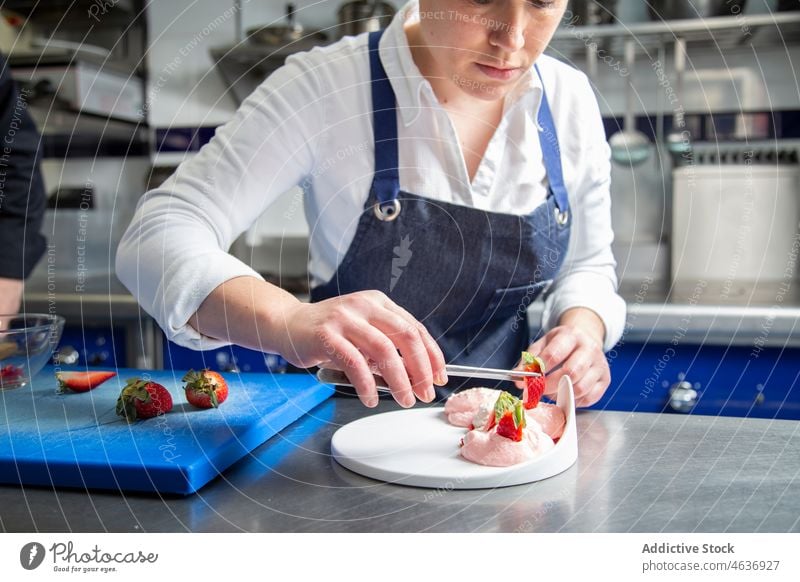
210;37;336;106
549;11;800;57
2;0;138;24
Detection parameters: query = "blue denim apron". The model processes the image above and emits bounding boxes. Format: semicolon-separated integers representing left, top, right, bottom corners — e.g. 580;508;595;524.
311;30;571;391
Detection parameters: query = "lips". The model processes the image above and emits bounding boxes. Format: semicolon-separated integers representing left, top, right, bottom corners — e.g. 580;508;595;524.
475;62;522;81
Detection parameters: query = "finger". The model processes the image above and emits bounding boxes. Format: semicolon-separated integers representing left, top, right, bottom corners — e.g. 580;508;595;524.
368;310;435;403
344;319;415;408
571;365;603;403
323;336;379;408
316;359;341;371
538;328;580;396
546;353;600;400
575;364;611;407
557;349;595;385
319;357;382;375
537;328;579;372
513;337;548;389
575;377;608;408
382;300;448;385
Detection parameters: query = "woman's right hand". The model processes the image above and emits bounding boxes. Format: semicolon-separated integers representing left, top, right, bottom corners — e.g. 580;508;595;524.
277;290;448;408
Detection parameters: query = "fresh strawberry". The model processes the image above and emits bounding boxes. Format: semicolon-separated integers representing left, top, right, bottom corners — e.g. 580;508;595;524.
496;411;524;442
494;391;526;442
182;369;228;409
56;370;116;393
521;351;547;410
0;364;23;382
115;378;173;422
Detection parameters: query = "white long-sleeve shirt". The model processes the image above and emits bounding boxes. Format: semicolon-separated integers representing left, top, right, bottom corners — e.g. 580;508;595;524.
116;0;626;353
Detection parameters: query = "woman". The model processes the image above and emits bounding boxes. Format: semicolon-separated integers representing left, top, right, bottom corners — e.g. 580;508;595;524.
116;0;625;410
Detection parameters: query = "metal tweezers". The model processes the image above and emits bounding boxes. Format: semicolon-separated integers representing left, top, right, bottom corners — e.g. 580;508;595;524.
316;364;541;391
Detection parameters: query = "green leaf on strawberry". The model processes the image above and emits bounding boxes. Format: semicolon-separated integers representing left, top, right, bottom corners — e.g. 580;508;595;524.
521;351;546;373
493;391;526;442
521;351;547;410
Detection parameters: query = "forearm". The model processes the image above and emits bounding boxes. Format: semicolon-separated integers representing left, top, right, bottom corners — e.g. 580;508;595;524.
188;275;302;356
557;306;605;346
0;277;22;314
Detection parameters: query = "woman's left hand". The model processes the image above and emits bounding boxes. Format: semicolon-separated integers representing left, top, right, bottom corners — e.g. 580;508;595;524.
514;307;609;408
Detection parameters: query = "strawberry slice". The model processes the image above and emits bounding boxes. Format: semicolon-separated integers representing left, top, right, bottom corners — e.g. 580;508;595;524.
494;391;526;441
56;370;117;393
496;411;524;441
1;364;24;381
521;351;546;410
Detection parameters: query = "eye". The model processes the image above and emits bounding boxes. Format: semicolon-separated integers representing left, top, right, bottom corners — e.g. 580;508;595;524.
469;0;556;9
470;0;556;8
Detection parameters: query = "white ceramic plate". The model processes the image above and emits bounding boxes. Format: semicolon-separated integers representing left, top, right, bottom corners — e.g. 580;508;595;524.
331;376;578;489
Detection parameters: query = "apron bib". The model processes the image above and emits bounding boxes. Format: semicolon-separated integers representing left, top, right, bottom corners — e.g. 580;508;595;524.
311;30;571;391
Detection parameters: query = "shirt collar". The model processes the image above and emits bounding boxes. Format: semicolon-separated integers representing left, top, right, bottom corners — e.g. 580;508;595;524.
378;0;544;128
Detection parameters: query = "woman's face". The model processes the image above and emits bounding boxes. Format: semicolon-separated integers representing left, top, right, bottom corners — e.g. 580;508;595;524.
415;0;567;101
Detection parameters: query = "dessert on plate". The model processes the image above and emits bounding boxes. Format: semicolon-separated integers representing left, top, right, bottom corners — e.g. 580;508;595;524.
443;352;566;467
459;391;556;466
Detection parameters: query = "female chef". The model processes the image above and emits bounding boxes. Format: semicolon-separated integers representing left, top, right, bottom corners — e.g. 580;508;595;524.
116;0;626;410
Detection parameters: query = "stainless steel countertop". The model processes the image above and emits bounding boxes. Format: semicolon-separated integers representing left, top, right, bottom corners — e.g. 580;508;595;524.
1;396;797;532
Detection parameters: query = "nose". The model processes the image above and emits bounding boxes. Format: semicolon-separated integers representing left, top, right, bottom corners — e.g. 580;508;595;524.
488;2;526;52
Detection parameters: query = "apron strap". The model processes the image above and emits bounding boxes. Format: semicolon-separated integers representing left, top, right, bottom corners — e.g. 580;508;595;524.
367;32;570;217
534;65;570;216
368;30;400;209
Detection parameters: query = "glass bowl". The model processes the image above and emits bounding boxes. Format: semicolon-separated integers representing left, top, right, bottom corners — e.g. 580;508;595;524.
0;314;65;390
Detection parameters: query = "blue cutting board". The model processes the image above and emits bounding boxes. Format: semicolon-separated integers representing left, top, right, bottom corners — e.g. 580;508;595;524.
0;366;334;495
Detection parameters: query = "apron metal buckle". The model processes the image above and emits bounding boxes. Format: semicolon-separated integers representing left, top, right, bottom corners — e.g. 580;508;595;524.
374;199;401;222
554;207;569;226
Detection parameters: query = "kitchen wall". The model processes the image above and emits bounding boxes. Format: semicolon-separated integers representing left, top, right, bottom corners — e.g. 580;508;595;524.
145;0;402;128
145;0;795;125
143;0;800;282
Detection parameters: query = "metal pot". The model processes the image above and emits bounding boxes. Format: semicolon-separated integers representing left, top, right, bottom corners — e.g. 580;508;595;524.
648;0;748;20
338;0;396;37
247;3;327;46
247;24;328;46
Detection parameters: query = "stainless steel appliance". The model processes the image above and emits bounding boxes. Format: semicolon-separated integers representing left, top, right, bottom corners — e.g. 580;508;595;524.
567;0;618;25
3;0;146;141
671;143;800;299
11;61;144;134
245;3;327;46
337;0;396;37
